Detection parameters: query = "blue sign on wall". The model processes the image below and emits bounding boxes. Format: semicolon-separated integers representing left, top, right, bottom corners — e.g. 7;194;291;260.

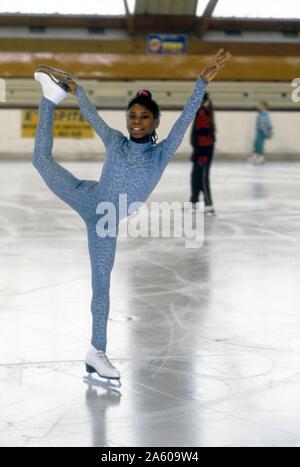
147;34;188;55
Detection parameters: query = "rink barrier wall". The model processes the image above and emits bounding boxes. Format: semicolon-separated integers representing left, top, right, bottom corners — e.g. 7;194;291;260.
0;109;299;160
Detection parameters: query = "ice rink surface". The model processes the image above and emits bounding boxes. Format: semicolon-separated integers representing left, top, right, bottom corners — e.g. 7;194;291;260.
1;160;300;447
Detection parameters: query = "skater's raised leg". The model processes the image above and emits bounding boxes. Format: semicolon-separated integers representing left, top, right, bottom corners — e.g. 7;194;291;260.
33;72;95;216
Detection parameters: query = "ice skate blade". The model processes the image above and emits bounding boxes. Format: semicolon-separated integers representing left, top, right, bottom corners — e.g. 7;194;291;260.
83;374;122;391
37;65;77;81
36;65;78;94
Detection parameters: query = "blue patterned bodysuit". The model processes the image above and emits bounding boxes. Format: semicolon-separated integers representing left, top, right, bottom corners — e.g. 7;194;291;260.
33;77;207;351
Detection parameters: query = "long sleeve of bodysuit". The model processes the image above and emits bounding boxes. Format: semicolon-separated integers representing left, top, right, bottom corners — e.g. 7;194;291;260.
75;86;123;148
160;77;208;165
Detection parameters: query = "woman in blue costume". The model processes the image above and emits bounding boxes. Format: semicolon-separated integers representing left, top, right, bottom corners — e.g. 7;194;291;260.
33;49;231;384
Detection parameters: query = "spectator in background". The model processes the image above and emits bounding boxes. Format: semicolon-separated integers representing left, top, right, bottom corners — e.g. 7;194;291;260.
250;101;273;165
190;92;216;216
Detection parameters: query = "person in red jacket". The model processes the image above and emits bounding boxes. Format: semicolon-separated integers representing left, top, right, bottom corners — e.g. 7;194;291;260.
190;92;216;216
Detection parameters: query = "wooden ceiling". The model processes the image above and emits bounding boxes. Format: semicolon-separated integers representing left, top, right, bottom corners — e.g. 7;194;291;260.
0;13;299;34
0;0;299;81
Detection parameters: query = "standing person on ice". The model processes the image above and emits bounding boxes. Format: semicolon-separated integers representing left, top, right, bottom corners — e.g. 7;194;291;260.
190;92;216;216
250;100;273;165
33;49;231;386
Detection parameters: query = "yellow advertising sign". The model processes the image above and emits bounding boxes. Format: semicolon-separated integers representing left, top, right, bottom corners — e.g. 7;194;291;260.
22;109;94;138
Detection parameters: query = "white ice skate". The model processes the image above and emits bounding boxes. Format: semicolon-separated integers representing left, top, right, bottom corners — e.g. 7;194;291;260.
248;154;257;164
34;71;68;105
83;346;121;390
205;205;216;216
255;156;265;165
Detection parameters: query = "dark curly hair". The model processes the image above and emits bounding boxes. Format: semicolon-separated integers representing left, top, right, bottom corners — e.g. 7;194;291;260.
127;90;160;144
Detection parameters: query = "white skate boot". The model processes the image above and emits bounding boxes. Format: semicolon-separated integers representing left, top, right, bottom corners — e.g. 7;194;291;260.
205;205;216;216
255;155;265;165
34;71;68;105
248;153;257;164
83;346;121;390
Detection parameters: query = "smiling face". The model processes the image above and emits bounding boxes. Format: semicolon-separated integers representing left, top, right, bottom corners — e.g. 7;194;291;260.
126;104;159;139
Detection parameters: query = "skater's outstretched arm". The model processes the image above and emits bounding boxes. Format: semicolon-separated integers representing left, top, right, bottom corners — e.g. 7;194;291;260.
76;86;123;147
161;49;231;163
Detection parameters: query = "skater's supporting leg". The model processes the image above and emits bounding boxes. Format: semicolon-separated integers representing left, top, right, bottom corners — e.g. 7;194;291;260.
84;224;121;382
86;223;118;352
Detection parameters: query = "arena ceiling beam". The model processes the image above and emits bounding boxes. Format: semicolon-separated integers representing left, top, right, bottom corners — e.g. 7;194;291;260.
196;0;219;38
124;0;136;36
0;14;299;33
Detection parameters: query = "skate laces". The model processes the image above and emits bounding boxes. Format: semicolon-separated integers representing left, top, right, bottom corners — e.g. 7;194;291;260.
96;351;115;369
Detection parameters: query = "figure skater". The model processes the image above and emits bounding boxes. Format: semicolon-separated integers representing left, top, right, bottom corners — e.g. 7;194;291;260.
33;49;231;386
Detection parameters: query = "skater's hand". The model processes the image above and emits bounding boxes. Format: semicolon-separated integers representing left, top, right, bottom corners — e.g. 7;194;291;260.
201;49;232;83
